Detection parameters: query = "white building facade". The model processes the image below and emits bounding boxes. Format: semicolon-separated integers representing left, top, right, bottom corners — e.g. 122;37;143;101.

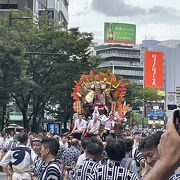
95;44;143;85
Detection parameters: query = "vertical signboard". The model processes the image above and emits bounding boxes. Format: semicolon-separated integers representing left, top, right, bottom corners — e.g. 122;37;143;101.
104;23;136;45
144;51;164;88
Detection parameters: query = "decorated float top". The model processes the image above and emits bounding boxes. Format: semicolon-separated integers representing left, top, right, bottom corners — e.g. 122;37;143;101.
71;70;129;124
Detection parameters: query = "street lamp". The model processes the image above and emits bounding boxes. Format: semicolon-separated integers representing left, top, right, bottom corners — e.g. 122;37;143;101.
8;13;31;28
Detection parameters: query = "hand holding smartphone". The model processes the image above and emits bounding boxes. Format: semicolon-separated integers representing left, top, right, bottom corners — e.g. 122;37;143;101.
173;109;180;135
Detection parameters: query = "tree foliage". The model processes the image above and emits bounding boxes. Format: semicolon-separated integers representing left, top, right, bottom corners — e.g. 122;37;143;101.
0;11;101;131
125;81;161;110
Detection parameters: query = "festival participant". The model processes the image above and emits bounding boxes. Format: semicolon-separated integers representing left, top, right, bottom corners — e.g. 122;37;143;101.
3;132;19;152
86;115;100;136
89;139;138;180
70;137;104;180
132;131;145;171
101;114;116;141
39;137;62;180
27;132;33;148
62;138;81;169
76;137;89;166
0;132;7;151
71;114;87;140
60;134;68;149
0;132;32;180
31;136;46;180
121;138;138;175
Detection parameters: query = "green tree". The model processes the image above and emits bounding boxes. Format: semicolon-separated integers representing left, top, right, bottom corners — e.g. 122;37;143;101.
0;11;101;131
125;82;161;110
125;81;162;127
0;16;24;129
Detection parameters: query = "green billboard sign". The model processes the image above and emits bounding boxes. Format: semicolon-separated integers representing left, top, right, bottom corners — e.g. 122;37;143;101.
104;22;136;44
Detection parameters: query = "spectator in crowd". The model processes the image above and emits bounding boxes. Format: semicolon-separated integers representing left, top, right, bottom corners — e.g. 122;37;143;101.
133;131;142;149
131;131;145;171
3;132;19;152
0;132;7;166
144;120;180;180
76;137;89;166
0;131;7;150
121;138;138;175
71;114;87;140
39;137;62;180
62;138;81;169
0;132;32;180
139;131;163;168
60;134;68;149
27;132;33;148
139;130;180;179
89;139;138;180
70;137;104;180
57;135;68;160
31;136;46;180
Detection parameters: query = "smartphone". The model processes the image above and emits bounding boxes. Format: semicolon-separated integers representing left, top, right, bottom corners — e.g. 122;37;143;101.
173;109;180;135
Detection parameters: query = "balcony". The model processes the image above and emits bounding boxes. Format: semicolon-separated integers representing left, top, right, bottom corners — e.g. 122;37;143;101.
99;53;140;59
114;69;143;77
98;60;143;68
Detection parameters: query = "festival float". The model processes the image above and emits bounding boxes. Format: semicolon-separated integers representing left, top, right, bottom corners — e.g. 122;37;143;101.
71;70;129;126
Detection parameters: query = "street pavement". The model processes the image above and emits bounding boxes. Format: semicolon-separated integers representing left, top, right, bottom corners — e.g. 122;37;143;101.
0;172;6;179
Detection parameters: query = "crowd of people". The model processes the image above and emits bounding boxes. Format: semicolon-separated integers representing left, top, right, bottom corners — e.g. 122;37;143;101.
0;113;179;180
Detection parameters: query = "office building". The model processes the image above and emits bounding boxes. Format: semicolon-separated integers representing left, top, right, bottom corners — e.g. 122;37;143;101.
0;0;69;26
95;44;143;85
0;0;46;15
140;39;180;118
39;0;69;26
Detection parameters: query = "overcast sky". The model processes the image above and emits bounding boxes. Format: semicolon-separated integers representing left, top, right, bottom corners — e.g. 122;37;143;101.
69;0;180;44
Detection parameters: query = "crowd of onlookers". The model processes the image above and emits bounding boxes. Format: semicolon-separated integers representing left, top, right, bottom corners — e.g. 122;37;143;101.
0;117;179;180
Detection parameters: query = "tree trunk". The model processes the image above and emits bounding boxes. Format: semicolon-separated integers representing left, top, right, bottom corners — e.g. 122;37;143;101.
2;104;7;129
22;109;29;131
31;108;39;132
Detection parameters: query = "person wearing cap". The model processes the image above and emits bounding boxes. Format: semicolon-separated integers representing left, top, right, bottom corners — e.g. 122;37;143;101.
31;136;46;180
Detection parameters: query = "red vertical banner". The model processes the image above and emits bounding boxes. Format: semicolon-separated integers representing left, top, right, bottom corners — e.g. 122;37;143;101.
144;51;164;88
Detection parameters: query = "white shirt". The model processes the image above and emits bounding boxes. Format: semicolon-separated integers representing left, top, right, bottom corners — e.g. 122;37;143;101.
99;114;107;123
76;152;86;166
74;119;87;130
87;120;100;133
59;141;68;148
0;144;32;173
104;120;115;131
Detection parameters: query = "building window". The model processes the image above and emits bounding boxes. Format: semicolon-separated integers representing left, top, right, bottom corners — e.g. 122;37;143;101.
0;0;18;9
47;10;54;19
